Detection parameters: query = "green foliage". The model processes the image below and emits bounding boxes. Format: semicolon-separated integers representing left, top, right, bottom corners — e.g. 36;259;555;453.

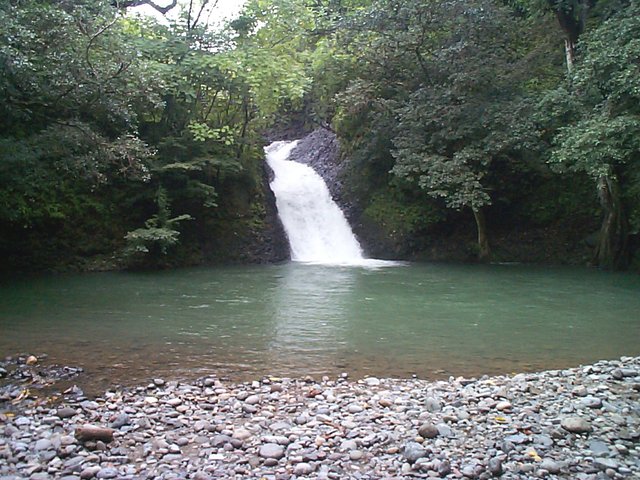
364;189;444;241
124;187;193;258
543;1;640;244
551;115;640;179
2;0;639;270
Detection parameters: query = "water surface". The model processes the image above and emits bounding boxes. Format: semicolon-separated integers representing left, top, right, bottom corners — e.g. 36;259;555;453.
1;263;638;392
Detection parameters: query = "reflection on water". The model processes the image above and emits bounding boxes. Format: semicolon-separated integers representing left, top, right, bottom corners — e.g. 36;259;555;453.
266;264;359;372
0;263;639;394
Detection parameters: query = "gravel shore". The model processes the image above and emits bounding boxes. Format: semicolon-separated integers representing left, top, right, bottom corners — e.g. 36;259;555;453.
1;356;639;479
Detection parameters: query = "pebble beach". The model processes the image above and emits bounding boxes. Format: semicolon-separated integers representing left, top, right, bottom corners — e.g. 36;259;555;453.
1;356;639;479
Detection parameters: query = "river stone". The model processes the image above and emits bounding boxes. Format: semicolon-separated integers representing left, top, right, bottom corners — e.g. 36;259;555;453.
232;428;252;441
349;450;364;461
540;459;562;474
436;423;453;438
612;369;624;380
109;413;129;429
561;417;593;434
57;407;77;419
403;441;427;464
594;457;619;470
34;439;53;451
432;460;449;477
425;397;442;412
588;440;610;456
294;462;314;475
193;473;213;480
259;443;285;460
80;468;101;480
488;457;503;476
581;396;603;409
461;465;479;478
505;433;528;444
347;404;363;414
418;423;439;439
96;468;118;479
340;439;358;451
364;377;380;386
496;401;512;411
245;394;260;405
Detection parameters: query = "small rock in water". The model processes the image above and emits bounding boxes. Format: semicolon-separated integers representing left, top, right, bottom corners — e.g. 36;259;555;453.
26;355;38;365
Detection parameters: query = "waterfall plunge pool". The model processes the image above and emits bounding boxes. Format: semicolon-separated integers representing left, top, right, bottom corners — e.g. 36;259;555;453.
1;262;639;394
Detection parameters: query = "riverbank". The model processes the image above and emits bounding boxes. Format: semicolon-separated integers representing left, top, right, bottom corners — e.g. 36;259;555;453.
1;357;639;479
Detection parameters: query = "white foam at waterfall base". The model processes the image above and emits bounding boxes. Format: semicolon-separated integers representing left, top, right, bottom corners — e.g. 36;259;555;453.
265;141;401;268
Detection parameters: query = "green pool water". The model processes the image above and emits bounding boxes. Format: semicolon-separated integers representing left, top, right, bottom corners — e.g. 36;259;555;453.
1;262;639;392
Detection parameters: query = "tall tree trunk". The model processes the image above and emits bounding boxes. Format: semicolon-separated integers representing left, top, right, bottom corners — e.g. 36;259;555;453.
564;38;576;73
550;0;589;73
594;173;628;269
472;208;491;262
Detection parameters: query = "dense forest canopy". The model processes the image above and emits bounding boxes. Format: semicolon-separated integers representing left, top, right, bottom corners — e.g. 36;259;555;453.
1;0;638;271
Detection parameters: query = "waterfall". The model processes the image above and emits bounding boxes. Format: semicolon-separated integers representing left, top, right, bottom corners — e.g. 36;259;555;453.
265;140;369;266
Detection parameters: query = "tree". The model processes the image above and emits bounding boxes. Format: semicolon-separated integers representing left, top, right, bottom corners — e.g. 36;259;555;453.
335;0;547;260
545;0;640;268
0;0;158;226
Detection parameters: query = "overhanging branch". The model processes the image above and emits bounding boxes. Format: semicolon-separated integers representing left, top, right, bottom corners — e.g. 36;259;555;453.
115;0;178;15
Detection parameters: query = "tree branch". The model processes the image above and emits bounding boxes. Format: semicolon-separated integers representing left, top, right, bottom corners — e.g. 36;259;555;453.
115;0;178;15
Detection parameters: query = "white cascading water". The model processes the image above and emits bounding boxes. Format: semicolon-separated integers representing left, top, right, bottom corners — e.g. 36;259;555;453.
265;140;368;265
